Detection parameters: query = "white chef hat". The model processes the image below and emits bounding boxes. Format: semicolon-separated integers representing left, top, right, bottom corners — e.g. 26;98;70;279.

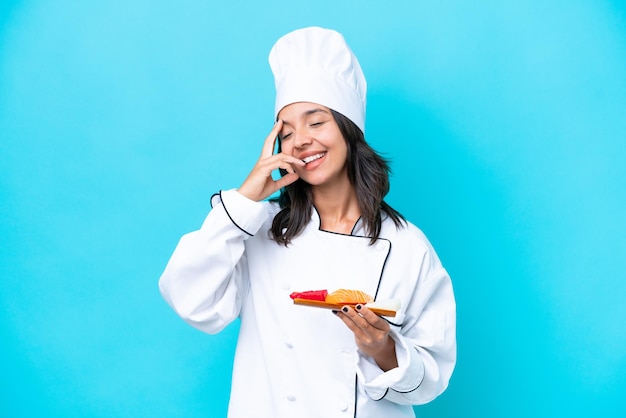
269;27;367;132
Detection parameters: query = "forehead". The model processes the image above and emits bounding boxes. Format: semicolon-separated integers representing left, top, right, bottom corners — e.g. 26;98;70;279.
278;102;331;122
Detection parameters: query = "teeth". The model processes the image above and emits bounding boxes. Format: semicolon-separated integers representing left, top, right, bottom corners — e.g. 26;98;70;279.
302;152;326;164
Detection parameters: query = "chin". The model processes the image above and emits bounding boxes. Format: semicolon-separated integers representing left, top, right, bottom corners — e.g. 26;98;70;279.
299;176;324;187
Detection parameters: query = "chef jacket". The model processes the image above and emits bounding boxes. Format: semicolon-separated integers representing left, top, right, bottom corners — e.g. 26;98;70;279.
159;189;456;418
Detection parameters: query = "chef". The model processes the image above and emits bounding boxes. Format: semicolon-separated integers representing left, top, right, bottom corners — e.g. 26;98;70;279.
159;26;456;418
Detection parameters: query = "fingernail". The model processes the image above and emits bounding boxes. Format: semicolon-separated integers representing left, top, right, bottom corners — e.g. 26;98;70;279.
331;310;339;315
356;304;362;310
342;306;348;313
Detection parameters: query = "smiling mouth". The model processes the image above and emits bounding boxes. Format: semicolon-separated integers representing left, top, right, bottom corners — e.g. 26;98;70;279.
302;152;326;164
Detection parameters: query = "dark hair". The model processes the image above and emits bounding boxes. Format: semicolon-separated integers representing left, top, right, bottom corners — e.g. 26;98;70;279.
270;109;405;245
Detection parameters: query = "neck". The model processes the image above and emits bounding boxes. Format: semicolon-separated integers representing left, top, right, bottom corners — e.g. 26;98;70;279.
312;180;360;234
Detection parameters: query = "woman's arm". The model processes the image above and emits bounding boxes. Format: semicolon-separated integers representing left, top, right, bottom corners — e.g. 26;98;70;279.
346;221;457;406
160;121;303;333
158;190;268;334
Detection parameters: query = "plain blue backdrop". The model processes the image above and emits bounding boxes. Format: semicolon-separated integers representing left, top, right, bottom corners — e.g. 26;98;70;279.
1;1;625;417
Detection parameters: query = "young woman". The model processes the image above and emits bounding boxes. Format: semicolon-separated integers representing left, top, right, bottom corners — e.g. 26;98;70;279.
159;27;456;418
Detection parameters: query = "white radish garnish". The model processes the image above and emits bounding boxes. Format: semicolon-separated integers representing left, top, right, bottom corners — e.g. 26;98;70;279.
364;298;401;311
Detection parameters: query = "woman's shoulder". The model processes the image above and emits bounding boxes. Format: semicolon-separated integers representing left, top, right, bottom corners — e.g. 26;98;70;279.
382;215;434;249
381;217;445;270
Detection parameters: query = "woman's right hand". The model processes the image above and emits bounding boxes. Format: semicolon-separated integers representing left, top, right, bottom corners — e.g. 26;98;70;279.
238;120;305;202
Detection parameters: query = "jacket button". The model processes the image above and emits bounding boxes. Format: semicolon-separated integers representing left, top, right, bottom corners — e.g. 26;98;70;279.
284;341;293;349
338;401;348;411
286;394;296;402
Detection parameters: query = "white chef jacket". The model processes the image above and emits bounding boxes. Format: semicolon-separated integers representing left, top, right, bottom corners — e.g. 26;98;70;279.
159;189;456;418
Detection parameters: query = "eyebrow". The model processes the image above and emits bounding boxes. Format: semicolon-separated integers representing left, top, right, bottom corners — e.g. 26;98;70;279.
281;107;331;127
303;108;330;117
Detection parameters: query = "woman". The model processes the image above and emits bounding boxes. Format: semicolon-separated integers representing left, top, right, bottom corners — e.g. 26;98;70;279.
159;27;456;418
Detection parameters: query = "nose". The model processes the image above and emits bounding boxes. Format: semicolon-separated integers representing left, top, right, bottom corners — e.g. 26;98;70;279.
293;130;313;148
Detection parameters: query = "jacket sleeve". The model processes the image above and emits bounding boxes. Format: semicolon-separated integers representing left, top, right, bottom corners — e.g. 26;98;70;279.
158;189;269;334
356;245;457;405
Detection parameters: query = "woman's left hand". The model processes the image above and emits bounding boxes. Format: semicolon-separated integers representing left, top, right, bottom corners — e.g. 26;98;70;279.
334;305;398;371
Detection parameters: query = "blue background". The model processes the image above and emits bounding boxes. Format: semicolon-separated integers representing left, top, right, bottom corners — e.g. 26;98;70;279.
1;1;625;417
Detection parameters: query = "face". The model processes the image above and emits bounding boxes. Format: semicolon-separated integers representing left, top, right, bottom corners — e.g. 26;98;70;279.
278;102;349;188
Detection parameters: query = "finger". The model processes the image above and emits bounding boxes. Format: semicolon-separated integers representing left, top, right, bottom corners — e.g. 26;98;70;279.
276;157;305;173
333;307;362;334
354;305;389;331
249;154;297;176
337;306;392;352
273;153;306;168
339;305;376;332
339;305;389;336
255;155;304;178
261;119;283;158
339;305;374;332
273;172;299;190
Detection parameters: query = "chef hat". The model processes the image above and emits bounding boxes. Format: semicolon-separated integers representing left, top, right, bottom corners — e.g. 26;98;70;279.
269;27;367;132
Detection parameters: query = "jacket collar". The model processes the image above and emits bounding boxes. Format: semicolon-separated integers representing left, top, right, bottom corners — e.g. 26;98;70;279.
310;205;365;237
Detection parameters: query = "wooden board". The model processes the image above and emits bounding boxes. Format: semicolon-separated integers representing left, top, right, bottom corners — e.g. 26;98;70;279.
292;298;396;317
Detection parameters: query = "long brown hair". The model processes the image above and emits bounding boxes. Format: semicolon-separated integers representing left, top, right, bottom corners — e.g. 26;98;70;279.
270;109;405;245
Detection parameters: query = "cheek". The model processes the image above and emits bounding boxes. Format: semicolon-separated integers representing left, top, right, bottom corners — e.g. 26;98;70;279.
280;141;293;155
